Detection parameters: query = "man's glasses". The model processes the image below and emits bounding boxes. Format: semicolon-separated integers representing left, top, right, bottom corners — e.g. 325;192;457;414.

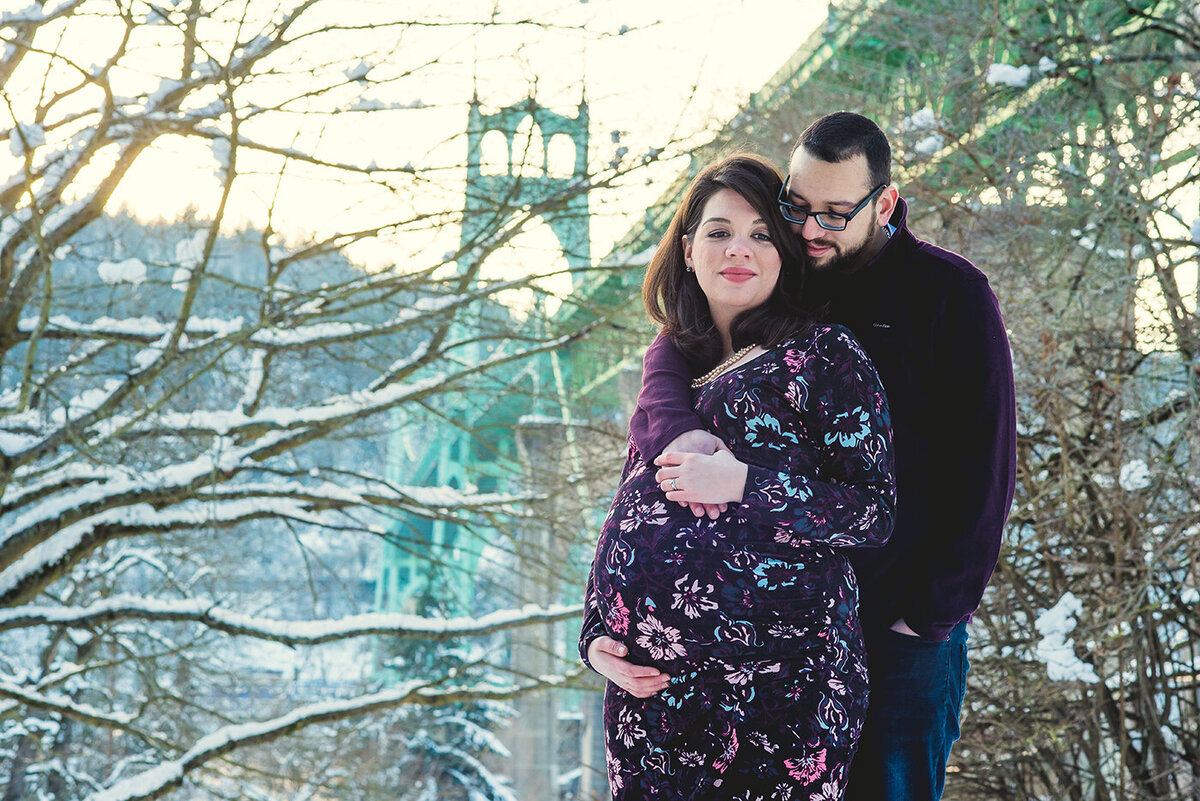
777;177;886;231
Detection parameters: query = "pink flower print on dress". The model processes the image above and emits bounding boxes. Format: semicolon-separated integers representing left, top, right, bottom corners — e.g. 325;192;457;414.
712;726;739;773
634;614;686;661
605;591;630;636
768;623;809;639
783;347;815;374
724;660;781;685
724;663;756;686
785;747;827;784
746;730;779;754
606;752;624;791
810;777;843;801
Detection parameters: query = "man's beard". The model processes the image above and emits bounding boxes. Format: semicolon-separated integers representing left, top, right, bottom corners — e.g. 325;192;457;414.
806;231;875;275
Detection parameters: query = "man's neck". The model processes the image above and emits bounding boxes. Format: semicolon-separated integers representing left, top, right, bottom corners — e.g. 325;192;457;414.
840;226;892;277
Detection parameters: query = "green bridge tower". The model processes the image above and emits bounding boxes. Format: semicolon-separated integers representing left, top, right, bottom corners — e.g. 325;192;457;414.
375;94;590;619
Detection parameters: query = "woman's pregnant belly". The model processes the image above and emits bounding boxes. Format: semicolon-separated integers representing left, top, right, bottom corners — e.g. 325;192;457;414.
592;470;852;670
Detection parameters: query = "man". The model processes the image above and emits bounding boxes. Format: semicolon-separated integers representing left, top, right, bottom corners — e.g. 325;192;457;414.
584;112;1017;800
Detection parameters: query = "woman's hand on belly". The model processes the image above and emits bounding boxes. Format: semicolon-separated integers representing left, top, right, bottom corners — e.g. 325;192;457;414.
657;429;733;520
588;635;672;698
655;449;748;507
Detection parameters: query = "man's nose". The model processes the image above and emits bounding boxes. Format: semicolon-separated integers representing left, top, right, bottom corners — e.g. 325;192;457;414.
801;215;826;239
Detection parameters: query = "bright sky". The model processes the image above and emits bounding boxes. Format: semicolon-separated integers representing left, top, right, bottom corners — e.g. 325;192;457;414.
95;0;829;273
2;0;828;318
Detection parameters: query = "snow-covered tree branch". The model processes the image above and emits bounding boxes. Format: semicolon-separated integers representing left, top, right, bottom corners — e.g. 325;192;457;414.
0;598;584;646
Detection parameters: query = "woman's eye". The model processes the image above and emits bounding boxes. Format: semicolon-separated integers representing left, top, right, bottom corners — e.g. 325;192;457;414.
707;230;729;238
753;231;772;241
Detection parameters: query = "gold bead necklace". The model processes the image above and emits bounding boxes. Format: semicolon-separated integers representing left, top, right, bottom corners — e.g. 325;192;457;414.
690;344;759;389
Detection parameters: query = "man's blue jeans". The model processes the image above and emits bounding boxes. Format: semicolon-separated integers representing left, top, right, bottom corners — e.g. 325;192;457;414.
844;621;969;801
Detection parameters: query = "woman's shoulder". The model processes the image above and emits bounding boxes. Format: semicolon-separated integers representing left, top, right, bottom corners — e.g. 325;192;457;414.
772;323;876;382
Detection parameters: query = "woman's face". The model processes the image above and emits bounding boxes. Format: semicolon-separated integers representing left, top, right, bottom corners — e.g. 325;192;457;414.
682;188;782;328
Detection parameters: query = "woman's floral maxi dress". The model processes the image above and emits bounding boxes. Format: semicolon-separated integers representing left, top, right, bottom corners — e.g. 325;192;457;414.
581;324;896;801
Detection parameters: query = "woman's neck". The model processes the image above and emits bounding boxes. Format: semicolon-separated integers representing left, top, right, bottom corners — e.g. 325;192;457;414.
711;310;735;358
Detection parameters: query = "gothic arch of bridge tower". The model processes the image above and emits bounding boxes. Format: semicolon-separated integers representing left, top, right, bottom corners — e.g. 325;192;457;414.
461;95;591;280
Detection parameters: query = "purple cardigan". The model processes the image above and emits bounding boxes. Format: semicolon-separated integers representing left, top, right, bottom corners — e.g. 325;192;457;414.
630;198;1017;641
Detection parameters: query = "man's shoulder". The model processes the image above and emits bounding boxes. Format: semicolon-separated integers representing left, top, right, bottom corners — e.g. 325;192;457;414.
903;236;988;286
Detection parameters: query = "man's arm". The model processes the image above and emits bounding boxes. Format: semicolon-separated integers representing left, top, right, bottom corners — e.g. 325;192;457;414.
907;274;1017;641
630;332;704;460
633;332;729;519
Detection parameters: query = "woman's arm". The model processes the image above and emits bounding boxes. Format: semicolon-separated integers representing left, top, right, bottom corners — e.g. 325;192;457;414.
578;442;671;693
740;326;895;547
655;326;896;548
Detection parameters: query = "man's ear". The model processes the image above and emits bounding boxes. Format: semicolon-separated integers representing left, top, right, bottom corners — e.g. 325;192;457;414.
875;185;899;227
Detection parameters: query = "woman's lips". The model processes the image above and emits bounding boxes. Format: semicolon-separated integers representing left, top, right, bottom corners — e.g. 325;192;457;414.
720;268;756;282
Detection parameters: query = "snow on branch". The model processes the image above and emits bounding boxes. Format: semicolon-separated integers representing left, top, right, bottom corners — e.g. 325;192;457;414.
0;678;138;731
1;320;593;602
0;489;321;605
14;291;464;349
89;322;588;449
81;676;562;801
0;597;585;645
0;455;541;606
2;432;303;556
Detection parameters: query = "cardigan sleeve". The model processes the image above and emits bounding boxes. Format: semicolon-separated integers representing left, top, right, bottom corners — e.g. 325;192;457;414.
903;274;1015;640
629;332;705;459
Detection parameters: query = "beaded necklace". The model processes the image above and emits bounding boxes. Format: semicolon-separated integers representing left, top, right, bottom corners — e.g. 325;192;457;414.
690;343;759;389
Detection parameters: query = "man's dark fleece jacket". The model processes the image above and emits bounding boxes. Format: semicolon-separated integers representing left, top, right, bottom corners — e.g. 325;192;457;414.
630;198;1017;642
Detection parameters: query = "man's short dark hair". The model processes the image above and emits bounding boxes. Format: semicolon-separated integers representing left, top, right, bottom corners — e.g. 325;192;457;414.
796;111;892;189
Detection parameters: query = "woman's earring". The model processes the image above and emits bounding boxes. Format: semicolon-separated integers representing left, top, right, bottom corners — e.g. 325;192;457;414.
685;266;693;272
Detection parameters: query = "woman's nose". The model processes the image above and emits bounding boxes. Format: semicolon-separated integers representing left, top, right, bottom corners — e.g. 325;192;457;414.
725;236;752;257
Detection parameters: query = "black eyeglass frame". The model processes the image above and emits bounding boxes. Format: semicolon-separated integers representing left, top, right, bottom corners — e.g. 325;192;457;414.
777;177;887;231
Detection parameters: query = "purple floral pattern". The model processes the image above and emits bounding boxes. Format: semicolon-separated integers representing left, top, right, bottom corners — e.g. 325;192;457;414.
581;324;895;799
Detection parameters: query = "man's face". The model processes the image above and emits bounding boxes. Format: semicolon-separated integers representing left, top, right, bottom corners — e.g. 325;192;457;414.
784;149;892;274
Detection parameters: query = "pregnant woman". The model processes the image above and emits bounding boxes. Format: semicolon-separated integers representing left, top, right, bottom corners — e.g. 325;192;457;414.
579;153;895;800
